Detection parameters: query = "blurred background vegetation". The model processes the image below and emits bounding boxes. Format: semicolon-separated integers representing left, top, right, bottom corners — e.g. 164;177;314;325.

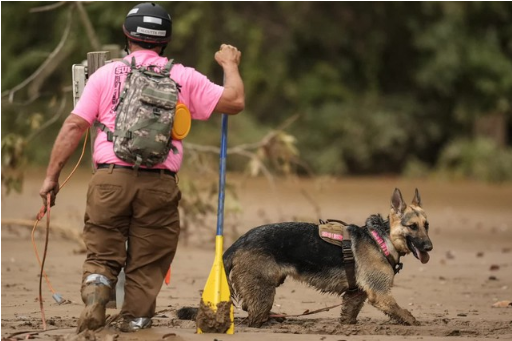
2;1;512;193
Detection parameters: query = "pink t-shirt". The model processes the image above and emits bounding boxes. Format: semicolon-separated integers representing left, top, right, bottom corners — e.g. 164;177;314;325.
73;50;224;172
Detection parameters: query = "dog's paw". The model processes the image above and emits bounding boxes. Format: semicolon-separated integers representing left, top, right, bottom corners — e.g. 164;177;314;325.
339;317;358;325
411;319;420;326
395;318;420;326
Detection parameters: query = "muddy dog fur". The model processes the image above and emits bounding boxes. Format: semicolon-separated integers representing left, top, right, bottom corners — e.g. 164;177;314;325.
178;188;432;327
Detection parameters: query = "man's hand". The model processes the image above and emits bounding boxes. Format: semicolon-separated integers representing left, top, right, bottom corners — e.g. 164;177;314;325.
40;177;59;208
213;44;245;115
215;44;241;67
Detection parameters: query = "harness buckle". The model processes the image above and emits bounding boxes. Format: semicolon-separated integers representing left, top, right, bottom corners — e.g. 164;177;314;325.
394;262;403;274
342;249;354;262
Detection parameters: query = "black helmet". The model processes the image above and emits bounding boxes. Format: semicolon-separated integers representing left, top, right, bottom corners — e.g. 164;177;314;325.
123;2;172;45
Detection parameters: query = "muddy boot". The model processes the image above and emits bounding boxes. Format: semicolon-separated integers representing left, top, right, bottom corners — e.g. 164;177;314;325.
116;317;152;332
76;274;112;333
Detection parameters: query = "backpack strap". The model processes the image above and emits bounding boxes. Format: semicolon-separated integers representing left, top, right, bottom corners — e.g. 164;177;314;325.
161;59;174;76
95;122;114;142
130;56;137;69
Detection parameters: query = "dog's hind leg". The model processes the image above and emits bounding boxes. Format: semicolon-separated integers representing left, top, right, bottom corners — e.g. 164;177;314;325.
243;278;276;327
367;291;419;326
339;290;367;324
229;253;282;327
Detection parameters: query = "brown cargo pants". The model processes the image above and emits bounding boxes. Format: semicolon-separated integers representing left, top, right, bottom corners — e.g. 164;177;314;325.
81;166;181;319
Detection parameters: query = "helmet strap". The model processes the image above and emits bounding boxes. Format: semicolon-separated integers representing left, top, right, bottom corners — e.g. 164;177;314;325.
159;44;168;56
124;38;167;56
124;37;130;55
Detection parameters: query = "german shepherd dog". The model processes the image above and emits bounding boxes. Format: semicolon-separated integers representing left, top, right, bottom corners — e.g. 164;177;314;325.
178;188;432;327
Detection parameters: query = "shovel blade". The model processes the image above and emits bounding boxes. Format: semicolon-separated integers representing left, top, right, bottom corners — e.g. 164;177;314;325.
197;236;233;334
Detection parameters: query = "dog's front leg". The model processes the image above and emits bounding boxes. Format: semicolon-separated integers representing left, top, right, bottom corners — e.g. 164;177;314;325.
339;290;367;324
367;291;419;326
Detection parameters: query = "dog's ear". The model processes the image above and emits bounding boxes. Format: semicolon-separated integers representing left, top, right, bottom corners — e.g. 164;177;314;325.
412;188;422;207
391;188;407;215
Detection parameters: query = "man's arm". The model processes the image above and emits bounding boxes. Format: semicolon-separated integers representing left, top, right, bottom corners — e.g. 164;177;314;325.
213;44;245;115
39;113;90;207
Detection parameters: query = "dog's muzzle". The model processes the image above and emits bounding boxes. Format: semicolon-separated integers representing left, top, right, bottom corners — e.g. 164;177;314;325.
406;237;432;264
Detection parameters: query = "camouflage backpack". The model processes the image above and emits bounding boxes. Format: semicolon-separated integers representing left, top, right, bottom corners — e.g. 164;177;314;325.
98;57;180;169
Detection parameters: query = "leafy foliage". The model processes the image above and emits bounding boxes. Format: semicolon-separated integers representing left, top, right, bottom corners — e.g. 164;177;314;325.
436;138;512;183
2;1;512;188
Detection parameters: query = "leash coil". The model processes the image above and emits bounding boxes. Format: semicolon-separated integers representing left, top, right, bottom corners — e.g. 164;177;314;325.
31;130;89;330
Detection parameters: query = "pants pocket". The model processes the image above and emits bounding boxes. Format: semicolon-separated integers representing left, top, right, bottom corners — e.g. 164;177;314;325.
86;183;128;228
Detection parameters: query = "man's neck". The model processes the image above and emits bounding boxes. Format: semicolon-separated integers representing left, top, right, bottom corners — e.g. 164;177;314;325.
129;44;162;54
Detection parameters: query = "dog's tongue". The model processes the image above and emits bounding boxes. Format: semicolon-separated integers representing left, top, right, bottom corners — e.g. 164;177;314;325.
412;244;430;264
418;250;430;264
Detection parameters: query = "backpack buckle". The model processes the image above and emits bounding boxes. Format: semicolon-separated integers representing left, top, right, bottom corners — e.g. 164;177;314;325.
106;131;114;142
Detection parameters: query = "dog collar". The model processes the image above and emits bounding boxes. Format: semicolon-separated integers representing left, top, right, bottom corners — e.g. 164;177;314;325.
370;229;403;274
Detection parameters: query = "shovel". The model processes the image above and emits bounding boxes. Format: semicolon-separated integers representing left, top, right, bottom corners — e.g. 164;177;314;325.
196;113;234;334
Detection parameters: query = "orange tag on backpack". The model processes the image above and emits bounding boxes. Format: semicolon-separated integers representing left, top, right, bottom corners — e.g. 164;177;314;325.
172;102;191;140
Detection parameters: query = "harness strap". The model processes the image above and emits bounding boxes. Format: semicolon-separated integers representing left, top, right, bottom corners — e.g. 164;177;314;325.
318;219;358;291
369;229;403;274
341;239;358;292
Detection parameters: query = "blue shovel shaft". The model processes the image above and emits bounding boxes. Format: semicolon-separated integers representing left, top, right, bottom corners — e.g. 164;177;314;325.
216;114;229;237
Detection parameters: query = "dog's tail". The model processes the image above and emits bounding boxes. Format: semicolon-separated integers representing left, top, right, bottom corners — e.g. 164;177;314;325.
176;306;198;320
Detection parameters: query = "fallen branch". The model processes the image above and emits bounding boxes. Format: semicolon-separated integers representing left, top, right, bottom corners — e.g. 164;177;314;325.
1;218;85;249
269;302;343;318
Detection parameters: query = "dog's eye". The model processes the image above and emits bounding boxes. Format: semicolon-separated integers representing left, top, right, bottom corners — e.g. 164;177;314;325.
408;223;418;231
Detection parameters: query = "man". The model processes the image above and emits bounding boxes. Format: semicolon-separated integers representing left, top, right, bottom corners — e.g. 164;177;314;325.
39;2;244;333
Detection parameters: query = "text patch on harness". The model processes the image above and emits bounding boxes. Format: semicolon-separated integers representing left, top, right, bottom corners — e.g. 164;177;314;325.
318;220;350;247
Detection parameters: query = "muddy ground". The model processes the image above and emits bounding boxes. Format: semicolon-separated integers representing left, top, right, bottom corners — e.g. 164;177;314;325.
1;168;511;340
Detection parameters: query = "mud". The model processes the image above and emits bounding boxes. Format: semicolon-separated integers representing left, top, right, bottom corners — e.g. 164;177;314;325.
195;300;232;333
2;168;512;340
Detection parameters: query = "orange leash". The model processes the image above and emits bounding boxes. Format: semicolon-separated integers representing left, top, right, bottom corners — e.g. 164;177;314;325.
31;130;89;330
37;194;51;331
165;267;171;285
